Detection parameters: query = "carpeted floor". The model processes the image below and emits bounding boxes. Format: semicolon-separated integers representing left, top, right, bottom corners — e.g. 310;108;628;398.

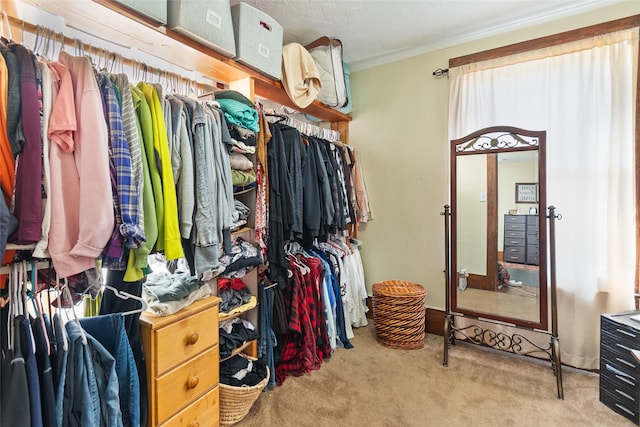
235;323;634;427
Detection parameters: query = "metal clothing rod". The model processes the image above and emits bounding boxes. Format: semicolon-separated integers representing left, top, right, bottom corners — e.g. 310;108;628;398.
264;108;342;143
4;12;213;92
0;260;50;275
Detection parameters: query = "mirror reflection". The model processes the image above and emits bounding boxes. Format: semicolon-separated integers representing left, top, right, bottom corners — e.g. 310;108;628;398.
452;130;546;328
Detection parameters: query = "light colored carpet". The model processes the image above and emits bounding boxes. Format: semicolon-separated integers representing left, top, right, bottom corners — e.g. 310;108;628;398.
235;323;634;427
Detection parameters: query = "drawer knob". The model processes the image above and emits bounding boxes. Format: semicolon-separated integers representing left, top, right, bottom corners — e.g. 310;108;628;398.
189;422;200;427
188;376;200;389
187;333;199;345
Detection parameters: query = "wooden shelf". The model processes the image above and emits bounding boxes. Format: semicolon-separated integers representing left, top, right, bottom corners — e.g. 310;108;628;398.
218;295;257;322
233;187;256;196
231;226;252;236
18;0;351;123
219;338;257;363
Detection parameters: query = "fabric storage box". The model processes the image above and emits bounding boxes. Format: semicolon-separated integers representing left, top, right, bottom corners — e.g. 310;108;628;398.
167;0;236;57
112;0;167;24
231;2;283;80
305;37;349;109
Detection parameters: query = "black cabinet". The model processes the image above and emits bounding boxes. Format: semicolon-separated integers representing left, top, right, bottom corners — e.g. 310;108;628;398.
503;214;538;265
600;312;640;424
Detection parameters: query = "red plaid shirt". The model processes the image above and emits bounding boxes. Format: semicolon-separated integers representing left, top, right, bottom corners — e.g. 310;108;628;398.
275;254;331;385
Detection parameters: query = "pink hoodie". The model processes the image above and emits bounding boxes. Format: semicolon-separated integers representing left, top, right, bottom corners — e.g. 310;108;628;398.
47;53;114;278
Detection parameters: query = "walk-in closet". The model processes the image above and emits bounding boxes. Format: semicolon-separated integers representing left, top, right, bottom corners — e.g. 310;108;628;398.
0;1;371;425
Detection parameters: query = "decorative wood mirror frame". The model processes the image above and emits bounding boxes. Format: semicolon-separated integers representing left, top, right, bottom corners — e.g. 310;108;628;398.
442;126;563;399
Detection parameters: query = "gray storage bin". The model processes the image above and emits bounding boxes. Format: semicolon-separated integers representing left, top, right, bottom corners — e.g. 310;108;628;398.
112;0;167;24
231;2;283;80
167;0;236;57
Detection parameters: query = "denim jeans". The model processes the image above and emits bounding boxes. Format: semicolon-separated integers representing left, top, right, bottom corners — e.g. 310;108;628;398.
258;283;277;389
52;314;68;427
64;321;123;427
100;270;148;427
80;314;140;427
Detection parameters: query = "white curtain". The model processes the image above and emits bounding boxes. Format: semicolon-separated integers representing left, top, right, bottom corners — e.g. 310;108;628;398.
448;28;639;369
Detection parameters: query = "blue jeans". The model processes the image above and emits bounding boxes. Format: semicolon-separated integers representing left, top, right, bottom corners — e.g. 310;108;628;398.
64;321;123;427
258;283;277;389
80;314;140;427
53;314;69;427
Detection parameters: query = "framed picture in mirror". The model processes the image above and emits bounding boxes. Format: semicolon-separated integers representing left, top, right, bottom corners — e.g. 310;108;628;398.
515;182;538;203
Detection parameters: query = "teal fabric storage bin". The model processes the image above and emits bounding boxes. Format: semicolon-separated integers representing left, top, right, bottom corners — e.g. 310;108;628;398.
231;2;283;80
167;0;236;57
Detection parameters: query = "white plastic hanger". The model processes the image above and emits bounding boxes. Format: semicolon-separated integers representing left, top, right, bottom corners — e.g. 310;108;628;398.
58;276;87;345
102;284;148;316
0;11;13;41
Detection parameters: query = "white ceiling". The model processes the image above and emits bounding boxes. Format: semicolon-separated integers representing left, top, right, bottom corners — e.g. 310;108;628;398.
231;0;623;71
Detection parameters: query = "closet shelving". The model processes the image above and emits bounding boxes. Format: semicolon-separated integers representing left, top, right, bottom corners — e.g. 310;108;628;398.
17;0;352;125
11;0;352;381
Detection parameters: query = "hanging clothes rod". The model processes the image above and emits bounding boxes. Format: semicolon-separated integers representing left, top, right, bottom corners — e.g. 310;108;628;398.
4;12;216;92
264;108;342;143
0;260;50;275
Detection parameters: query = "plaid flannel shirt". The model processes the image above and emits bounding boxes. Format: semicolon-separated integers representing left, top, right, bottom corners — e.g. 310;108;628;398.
97;72;145;251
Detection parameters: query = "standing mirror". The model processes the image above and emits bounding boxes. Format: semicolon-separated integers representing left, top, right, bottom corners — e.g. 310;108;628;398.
451;126;547;329
443;126;562;399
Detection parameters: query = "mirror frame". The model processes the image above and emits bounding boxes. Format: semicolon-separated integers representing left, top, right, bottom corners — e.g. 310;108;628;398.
450;126;548;330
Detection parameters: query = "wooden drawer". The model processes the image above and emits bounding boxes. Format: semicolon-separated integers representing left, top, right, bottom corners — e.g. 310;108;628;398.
526;215;538;226
161;386;220;427
155;307;219;374
526;253;539;265
156;347;219;424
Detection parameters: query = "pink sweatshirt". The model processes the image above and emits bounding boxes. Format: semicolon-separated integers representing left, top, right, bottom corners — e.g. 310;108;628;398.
47;53;114;278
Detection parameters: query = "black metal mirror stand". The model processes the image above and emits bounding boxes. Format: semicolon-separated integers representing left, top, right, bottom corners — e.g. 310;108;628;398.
442;204;564;399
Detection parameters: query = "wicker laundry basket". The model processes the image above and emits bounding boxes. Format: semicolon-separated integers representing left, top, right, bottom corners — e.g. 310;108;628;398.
219;366;270;427
372;280;427;350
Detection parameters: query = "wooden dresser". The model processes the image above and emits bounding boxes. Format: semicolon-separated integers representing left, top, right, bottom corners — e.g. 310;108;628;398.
503;214;539;265
140;296;221;427
600;311;640;424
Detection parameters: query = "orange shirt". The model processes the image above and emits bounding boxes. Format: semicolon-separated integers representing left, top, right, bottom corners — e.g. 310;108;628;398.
0;53;14;207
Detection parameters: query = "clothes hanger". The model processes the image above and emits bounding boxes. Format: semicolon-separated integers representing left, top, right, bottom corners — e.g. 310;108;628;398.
0;11;13;42
102;284;148;316
57;275;87;345
22;260;38;317
285;243;310;275
30;258;51;354
264;108;287;123
94;260;147;316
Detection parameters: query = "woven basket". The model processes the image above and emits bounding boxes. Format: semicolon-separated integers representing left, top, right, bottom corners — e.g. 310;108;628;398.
372;280;427;350
219;366;270;427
